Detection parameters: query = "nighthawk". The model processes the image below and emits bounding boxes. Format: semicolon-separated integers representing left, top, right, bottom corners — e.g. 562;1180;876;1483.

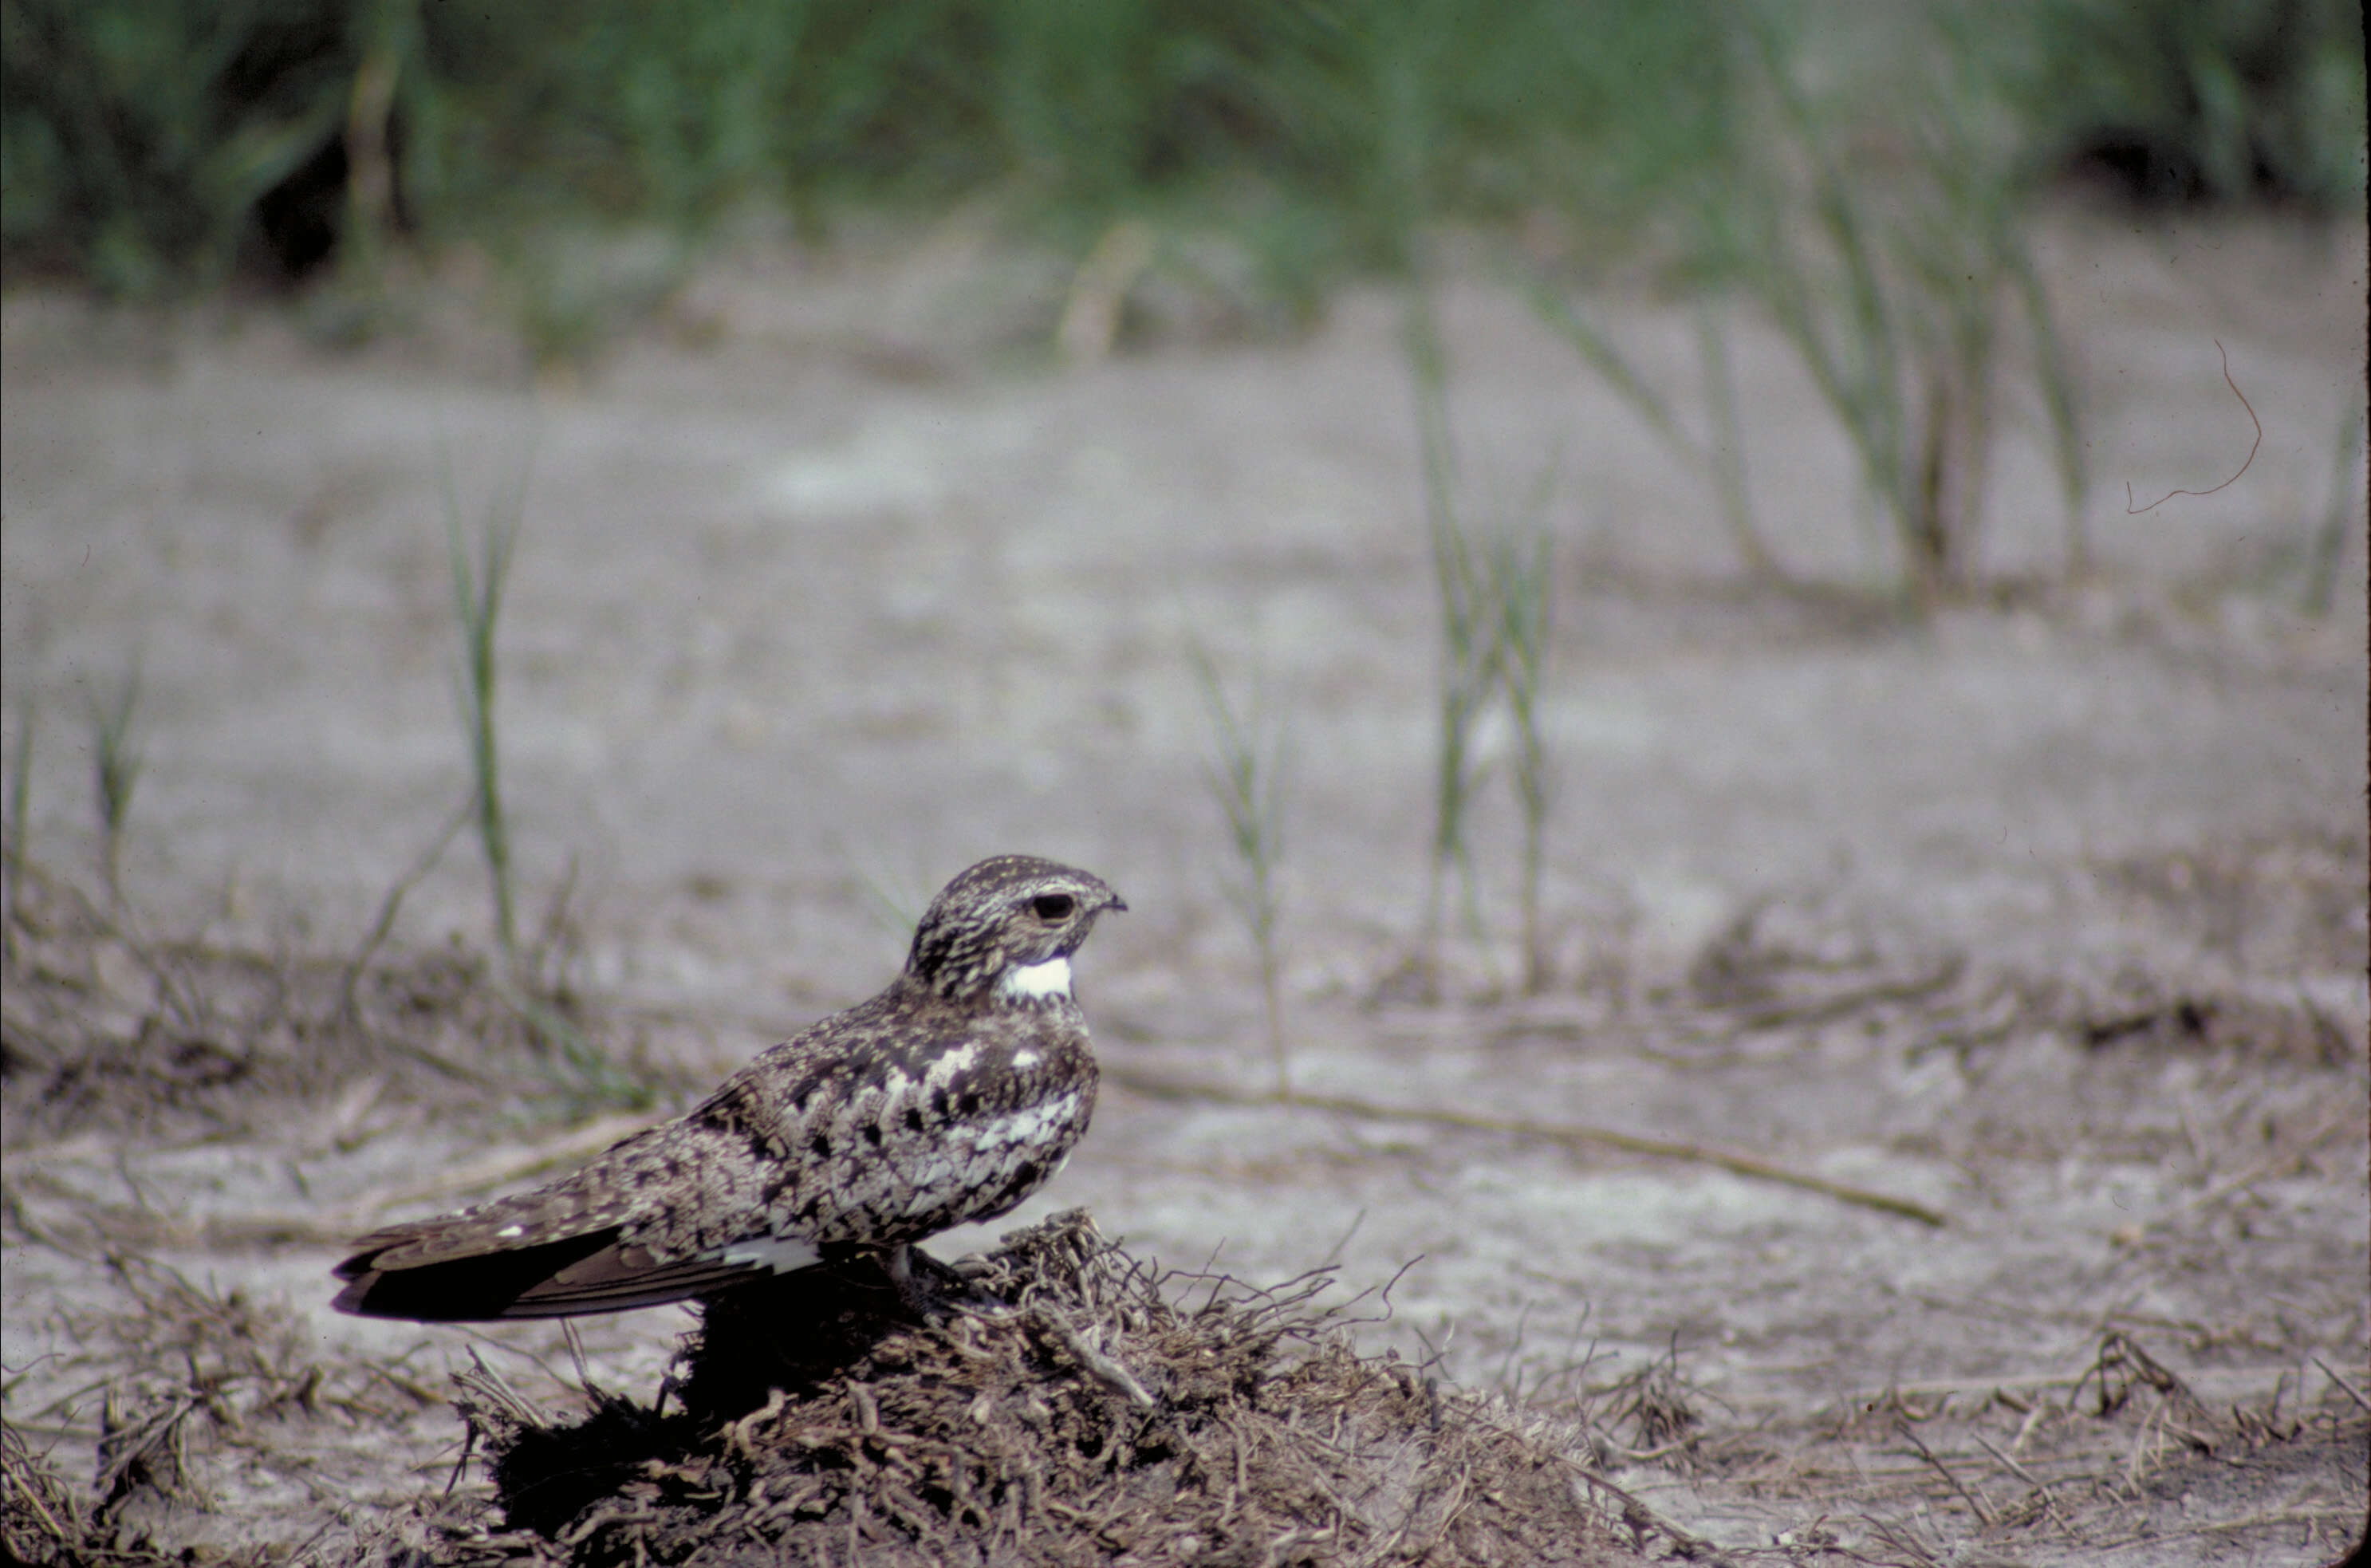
333;856;1124;1321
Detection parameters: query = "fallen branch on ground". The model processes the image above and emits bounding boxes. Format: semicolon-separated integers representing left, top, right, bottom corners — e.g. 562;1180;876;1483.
1104;1066;1949;1228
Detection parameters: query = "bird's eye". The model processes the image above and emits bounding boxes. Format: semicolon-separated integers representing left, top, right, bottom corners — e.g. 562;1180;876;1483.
1031;893;1074;920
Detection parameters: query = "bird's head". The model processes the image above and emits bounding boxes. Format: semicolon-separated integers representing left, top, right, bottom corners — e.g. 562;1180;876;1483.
905;856;1127;1003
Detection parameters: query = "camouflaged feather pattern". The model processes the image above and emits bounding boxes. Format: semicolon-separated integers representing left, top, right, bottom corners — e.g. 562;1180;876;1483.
333;857;1121;1317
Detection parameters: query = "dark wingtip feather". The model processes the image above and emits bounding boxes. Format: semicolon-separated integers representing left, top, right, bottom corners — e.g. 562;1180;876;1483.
328;1228;777;1321
329;1229;625;1321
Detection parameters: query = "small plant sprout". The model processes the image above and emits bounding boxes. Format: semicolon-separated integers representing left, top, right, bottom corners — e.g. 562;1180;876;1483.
1491;496;1555;995
1402;270;1576;997
87;666;144;902
1189;642;1290;1097
432;446;640;1109
443;453;530;968
1404;287;1503;990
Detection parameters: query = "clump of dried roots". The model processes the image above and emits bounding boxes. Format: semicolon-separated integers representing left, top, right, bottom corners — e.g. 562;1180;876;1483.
427;1211;1644;1567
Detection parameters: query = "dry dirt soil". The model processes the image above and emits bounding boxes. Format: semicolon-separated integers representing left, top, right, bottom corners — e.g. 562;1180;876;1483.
3;202;2367;1566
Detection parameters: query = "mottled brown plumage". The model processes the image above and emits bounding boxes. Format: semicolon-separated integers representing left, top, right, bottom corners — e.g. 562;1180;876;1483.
332;857;1124;1320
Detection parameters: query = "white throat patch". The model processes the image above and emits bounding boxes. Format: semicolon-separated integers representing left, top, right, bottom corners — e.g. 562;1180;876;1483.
998;955;1073;1003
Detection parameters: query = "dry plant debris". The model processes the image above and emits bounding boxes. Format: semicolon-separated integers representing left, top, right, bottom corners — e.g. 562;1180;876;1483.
407;1211;1650;1568
2;1423;124;1568
2;1258;443;1568
0;862;664;1154
4;852;2361;1566
1683;1330;2371;1564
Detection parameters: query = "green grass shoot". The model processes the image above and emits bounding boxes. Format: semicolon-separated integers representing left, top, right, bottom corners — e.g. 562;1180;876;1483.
1189;642;1290;1095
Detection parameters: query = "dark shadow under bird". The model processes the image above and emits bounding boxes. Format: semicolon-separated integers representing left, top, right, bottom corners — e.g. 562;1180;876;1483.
333;855;1124;1321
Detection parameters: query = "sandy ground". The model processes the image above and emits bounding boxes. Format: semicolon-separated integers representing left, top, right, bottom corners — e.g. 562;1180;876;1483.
3;201;2367;1566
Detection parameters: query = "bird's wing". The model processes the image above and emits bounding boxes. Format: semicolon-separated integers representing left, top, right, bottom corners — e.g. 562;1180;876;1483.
336;1181;636;1274
330;1119;793;1319
331;1227;794;1320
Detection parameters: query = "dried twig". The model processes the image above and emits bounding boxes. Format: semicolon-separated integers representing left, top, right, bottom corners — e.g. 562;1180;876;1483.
2311;1357;2371;1416
1895;1422;1995;1526
1030;1306;1156;1410
1105;1066;1948;1227
341;798;475;1019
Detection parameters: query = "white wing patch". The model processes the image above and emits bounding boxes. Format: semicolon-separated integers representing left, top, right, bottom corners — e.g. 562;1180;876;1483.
717;1235;822;1274
998;955;1072;1002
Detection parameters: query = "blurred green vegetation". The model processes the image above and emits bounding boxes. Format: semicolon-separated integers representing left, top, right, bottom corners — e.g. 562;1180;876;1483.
3;0;2360;303
2005;0;2369;207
